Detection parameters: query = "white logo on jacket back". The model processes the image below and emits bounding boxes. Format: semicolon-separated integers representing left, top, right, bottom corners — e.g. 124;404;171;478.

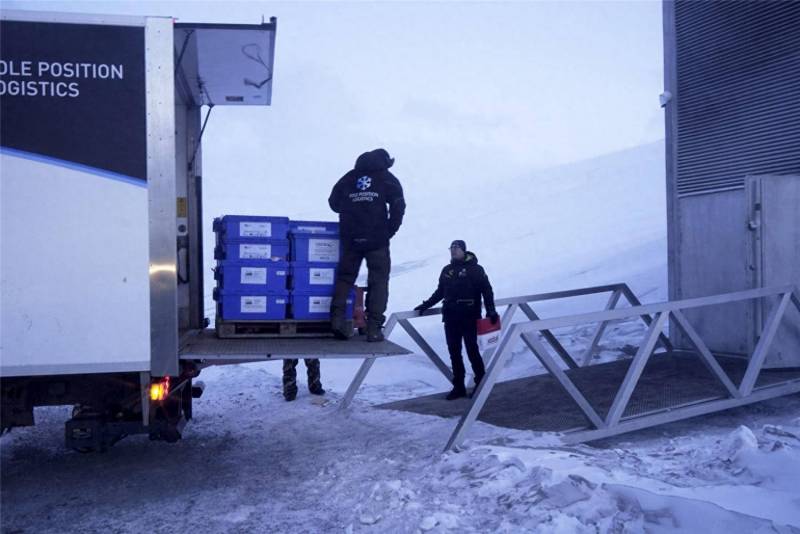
349;175;379;202
356;176;372;191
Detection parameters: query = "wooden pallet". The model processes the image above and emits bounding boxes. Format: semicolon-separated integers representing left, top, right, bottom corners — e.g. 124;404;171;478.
215;318;354;339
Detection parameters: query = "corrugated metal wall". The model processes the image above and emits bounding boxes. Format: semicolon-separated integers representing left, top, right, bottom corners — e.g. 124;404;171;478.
674;0;800;197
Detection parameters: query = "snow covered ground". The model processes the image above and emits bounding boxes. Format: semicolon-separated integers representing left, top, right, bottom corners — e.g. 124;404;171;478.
3;141;800;532
3;361;800;533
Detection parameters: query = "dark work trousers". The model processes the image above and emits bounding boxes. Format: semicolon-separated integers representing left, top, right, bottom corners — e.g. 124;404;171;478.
444;317;486;388
332;246;391;326
283;359;322;397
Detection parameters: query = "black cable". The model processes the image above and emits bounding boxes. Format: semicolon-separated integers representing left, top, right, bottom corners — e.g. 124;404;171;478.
242;43;273;89
174;29;195;75
189;104;214;171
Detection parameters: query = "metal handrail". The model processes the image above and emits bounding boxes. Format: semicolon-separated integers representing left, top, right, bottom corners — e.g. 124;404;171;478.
509;284;797;334
384;282;668;374
340;283;646;410
444;284;800;451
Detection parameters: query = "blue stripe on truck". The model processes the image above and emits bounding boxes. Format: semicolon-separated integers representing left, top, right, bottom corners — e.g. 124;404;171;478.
0;146;148;189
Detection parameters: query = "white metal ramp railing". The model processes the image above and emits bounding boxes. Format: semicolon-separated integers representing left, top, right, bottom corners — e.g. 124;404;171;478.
382;282;670;376
341;283;668;413
340;282;646;409
340;282;800;452
444;284;800;451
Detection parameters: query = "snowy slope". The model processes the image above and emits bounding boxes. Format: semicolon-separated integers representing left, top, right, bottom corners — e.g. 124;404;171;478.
4;141;800;532
377;140;669;382
202;140;668;358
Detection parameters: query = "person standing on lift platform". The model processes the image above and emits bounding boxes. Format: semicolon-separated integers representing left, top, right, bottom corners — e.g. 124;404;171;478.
415;240;499;400
328;148;406;342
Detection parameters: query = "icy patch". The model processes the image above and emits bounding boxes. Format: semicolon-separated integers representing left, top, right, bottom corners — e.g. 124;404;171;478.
219;505;256;523
723;425;759;463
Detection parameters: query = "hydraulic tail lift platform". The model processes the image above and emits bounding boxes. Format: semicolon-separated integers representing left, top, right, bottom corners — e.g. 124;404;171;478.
179;331;411;409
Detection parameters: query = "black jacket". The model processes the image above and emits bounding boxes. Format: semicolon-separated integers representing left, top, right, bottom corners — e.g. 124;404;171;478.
328;149;406;251
420;252;496;322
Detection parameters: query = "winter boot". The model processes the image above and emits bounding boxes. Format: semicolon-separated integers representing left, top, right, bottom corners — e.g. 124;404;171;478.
470;373;485;398
445;385;467;400
283;360;299;401
366;320;384;342
306;359;325;395
330;310;351;340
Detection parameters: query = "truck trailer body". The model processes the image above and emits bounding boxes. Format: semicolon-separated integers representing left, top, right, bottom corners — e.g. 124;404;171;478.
0;10;277;449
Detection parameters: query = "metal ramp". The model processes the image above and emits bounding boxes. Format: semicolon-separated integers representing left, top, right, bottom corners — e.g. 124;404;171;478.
375;283;800;451
379;350;800;444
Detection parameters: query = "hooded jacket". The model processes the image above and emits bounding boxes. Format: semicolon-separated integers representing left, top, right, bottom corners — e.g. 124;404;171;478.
328;149;406;251
420;252;497;322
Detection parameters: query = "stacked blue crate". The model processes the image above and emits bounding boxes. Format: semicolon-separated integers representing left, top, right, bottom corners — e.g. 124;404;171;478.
213;215;290;321
289;220;340;234
288;221;354;320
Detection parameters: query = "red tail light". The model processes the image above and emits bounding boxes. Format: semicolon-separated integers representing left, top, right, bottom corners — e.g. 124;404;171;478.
149;376;170;402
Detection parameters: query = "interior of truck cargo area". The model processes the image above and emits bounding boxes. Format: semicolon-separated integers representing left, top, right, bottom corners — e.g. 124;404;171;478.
179;328;412;361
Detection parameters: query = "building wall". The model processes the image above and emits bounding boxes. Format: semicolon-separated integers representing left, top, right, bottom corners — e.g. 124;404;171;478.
664;0;800;354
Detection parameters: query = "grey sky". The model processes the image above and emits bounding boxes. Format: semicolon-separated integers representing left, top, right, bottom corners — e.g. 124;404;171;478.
4;0;664;218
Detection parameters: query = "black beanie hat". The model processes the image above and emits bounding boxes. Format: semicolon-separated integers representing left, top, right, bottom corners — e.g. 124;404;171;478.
450;240;467;252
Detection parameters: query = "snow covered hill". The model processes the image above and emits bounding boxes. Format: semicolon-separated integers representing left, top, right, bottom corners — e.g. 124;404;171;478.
203;139;668;336
389;139;667;307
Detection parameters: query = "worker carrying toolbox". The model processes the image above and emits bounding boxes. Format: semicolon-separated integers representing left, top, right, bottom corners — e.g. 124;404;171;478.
415;240;499;400
328;148;406;342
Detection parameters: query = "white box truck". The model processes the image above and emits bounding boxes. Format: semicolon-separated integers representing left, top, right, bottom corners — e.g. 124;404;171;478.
0;10;277;450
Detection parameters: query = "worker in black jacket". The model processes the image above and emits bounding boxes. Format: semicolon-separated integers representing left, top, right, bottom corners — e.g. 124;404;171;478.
415;240;498;399
328;148;406;341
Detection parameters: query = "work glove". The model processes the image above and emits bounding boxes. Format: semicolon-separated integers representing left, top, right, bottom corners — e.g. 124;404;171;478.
488;311;500;325
414;304;428;316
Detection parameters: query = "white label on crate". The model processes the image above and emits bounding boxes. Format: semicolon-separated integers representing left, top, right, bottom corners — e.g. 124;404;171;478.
240;243;271;259
308;238;340;262
296;225;328;234
241;296;267;313
309;268;335;285
309;296;332;314
240;267;267;285
276;270;287;276
276;298;287;305
240;221;272;237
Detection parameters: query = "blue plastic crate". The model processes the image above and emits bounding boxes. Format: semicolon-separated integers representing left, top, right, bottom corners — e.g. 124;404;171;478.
214;239;290;261
213;215;290;240
290;231;341;263
290;262;337;291
291;290;354;320
214;288;289;321
214;260;289;291
289;220;340;234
